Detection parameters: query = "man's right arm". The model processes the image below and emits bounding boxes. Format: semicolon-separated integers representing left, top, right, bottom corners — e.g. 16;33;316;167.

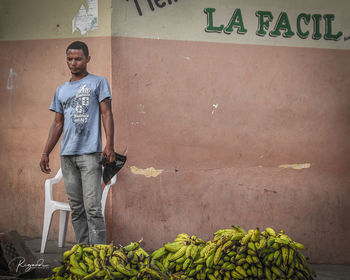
40;112;64;174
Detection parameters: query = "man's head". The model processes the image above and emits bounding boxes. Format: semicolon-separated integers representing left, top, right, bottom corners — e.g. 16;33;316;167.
66;41;89;57
66;41;90;78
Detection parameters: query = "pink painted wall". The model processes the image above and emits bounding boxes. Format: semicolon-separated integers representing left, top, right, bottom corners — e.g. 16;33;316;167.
110;37;350;263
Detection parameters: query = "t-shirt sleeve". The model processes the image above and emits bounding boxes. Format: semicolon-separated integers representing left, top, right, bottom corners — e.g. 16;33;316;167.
49;89;63;113
97;77;112;102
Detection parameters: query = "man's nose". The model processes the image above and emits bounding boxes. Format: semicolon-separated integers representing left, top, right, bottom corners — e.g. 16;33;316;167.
71;59;77;65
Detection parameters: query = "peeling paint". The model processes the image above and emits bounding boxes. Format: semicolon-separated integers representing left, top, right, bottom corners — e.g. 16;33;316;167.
211;103;219;115
6;68;18;114
72;0;98;35
130;166;163;177
138;104;146;114
279;163;311;170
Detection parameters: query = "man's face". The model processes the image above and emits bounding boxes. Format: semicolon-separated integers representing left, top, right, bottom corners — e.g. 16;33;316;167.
66;49;90;75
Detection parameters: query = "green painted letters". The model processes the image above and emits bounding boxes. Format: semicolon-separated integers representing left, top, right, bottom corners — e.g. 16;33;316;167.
323;14;342;41
204;8;224;33
297;13;311;39
224;9;247;34
312;14;322;40
256;11;273;36
269;12;295;37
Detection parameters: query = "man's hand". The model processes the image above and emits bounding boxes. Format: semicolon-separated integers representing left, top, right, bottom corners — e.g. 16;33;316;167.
40;154;51;174
102;146;116;164
40;112;63;174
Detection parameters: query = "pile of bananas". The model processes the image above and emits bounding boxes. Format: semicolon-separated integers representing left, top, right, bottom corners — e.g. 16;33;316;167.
48;226;315;280
47;240;171;280
150;226;315;280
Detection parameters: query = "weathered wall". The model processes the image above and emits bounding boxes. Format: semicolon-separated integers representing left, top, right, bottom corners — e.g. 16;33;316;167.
0;0;349;264
111;37;350;264
0;0;112;243
110;0;350;264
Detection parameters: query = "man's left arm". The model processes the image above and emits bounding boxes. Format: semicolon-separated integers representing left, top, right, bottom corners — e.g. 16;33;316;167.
100;98;116;163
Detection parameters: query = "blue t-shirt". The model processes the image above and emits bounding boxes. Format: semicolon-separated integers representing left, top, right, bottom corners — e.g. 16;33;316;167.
50;74;112;156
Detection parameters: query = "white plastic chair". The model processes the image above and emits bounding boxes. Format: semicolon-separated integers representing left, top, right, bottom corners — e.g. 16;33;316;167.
40;168;116;253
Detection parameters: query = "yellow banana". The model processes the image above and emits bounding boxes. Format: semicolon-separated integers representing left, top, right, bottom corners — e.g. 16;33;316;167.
231;270;244;279
213;245;223;265
69;267;88;277
265;267;272;280
191;245;199;259
293;241;307;250
245;255;253;264
115;263;136;276
240;232;252;245
69;254;80;269
265;227;276;237
164;242;185;253
271;266;283;277
248;242;256;251
222;240;233;252
175;254;187;264
206;253;214;268
123;241;139;252
251;228;260;242
235;265;247;277
281;246;289;266
231;232;245;241
182;258;192;270
273;249;280;260
259;237;267;250
251;265;258;277
185;244;194;258
78;261;88;273
169;245;187;261
62;250;74;262
151;247;167;260
288;247;294;265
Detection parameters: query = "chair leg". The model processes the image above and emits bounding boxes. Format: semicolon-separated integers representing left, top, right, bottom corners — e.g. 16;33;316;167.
58;210;69;248
40;206;54;254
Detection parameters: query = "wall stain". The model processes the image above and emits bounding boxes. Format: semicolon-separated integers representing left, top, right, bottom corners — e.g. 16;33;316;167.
130;166;163;177
264;188;277;194
279;163;311;170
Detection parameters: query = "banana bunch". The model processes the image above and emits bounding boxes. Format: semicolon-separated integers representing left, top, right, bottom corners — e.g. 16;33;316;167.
258;228;316;280
151;233;206;277
47;240;170;280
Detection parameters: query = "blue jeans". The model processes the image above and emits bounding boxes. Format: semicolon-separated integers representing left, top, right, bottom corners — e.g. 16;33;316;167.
60;153;106;245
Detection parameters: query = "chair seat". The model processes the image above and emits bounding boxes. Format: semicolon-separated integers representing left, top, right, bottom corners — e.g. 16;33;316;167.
40;168;116;253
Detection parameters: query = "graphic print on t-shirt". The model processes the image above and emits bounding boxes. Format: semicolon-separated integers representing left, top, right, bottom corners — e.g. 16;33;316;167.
70;84;91;134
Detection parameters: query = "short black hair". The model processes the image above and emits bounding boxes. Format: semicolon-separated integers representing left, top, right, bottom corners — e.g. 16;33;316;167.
66;41;89;57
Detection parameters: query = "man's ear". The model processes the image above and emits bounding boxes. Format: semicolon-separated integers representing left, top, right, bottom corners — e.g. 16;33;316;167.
86;55;91;63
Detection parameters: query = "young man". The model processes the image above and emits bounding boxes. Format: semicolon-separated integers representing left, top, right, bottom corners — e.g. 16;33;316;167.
40;41;115;245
